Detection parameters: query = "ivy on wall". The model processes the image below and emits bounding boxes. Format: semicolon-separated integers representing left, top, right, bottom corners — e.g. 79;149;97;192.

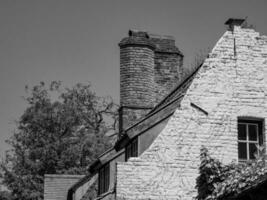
196;146;267;200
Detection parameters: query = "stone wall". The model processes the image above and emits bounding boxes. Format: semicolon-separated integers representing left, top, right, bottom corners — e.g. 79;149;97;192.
151;36;184;103
116;26;267;199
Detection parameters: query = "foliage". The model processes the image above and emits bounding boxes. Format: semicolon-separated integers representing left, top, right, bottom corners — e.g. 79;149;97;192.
0;191;14;200
1;81;118;200
196;146;267;200
196;147;230;200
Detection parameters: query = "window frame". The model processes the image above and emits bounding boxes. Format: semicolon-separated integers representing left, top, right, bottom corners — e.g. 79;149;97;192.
238;119;263;162
125;137;138;161
98;163;110;195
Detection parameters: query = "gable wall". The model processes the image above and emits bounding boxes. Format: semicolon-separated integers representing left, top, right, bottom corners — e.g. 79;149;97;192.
116;26;267;200
96;116;171;200
139;117;170;154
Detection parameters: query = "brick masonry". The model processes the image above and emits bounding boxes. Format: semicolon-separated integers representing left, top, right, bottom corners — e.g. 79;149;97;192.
154;52;183;103
116;26;267;199
119;31;183;129
151;36;184;103
120;46;155;107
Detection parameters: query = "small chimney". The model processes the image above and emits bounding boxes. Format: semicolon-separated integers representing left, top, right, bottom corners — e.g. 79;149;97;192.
225;18;246;31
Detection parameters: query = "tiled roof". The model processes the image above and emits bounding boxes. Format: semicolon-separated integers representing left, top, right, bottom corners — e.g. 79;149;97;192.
44;174;85;200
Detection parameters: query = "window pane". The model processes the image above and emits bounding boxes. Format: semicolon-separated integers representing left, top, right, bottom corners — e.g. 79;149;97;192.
238;142;247;159
104;165;109;192
248;124;258;141
132;139;138;157
249;143;258;159
125;138;138;161
107;165;110;191
125;144;131;161
98;165;109;195
99;168;104;194
238;124;246;140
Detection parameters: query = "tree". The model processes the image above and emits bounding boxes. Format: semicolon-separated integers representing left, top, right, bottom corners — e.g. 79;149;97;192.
1;81;118;200
0;191;14;200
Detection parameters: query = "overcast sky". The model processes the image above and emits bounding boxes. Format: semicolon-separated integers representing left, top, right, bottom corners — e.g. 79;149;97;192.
0;0;267;157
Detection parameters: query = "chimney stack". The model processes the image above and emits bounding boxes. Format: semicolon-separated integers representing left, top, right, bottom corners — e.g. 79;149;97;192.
149;34;183;103
119;30;156;131
225;18;246;31
118;30;184;133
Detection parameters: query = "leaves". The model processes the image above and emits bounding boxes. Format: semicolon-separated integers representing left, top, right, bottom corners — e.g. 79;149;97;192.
1;81;118;200
196;146;267;200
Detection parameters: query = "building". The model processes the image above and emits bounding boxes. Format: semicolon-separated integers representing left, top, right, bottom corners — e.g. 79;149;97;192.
44;18;267;200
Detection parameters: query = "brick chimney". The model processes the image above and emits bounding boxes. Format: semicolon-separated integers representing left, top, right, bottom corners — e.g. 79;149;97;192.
119;30;156;131
118;30;183;133
225;18;246;31
149;34;184;103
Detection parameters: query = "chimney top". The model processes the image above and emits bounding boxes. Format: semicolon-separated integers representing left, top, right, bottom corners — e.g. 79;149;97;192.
225;18;246;30
128;30;149;38
119;30;155;49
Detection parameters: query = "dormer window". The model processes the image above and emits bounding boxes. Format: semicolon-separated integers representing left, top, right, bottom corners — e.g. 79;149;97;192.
98;163;109;195
238;119;263;161
125;138;138;161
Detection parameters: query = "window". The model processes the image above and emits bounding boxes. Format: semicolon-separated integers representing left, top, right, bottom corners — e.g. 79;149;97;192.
125;138;138;161
238;119;263;161
98;164;109;195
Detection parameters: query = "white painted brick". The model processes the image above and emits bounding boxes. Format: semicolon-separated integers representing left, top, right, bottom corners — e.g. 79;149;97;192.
116;26;267;199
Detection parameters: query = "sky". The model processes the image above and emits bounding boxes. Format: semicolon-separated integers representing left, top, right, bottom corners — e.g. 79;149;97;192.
0;0;267;158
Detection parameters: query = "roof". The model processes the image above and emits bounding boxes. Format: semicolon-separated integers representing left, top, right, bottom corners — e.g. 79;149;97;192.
149;63;202;114
67;174;98;200
89;63;203;173
44;174;85;200
89;149;124;173
115;63;202;148
67;174;92;193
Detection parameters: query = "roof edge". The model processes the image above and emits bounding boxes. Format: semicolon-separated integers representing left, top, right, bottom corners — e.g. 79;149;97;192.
149;62;203;114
